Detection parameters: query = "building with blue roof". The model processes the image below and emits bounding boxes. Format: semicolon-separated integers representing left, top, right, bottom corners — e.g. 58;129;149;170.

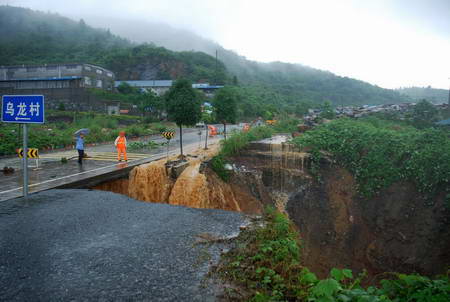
115;80;223;97
435;118;450;126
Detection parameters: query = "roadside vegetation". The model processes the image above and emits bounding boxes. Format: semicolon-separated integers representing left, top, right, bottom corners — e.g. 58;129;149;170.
0;111;172;156
210;117;300;181
292;117;450;198
216;207;450;301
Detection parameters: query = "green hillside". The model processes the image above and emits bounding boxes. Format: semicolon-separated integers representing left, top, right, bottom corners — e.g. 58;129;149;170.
0;5;410;116
0;6;228;84
97;17;411;106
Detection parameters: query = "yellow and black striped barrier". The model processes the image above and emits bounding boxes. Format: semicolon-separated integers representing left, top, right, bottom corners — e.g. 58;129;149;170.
161;131;175;140
17;148;39;159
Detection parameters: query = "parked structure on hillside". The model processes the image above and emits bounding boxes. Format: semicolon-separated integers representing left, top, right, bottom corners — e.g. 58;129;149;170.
0;63;116;112
0;63;115;90
115;80;173;96
115;80;224;97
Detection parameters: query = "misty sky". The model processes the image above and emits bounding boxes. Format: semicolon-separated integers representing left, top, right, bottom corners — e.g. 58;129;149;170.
5;0;450;89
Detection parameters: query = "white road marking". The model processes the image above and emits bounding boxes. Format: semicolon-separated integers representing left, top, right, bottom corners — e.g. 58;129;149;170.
0;140;217;198
0;153;168;195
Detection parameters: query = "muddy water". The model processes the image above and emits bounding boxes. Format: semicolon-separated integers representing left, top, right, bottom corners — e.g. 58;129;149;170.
94;157;260;213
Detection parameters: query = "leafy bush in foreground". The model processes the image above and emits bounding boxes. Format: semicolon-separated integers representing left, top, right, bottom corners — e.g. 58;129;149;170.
217;208;450;301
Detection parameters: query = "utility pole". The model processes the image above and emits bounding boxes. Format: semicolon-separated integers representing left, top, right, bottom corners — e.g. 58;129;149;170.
215;50;218;85
448;77;450;106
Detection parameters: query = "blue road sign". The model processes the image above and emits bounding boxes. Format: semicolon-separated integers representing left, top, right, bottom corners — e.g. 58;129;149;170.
1;95;45;124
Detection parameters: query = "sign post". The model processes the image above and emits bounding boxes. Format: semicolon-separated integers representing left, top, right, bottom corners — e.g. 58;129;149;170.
161;131;175;161
23;124;28;196
1;95;45;197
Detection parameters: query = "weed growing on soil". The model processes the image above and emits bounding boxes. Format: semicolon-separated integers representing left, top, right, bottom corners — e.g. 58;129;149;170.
292;118;450;198
216;208;450;301
210;155;231;182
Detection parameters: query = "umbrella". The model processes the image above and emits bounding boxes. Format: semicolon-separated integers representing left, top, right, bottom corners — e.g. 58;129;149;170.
74;128;90;136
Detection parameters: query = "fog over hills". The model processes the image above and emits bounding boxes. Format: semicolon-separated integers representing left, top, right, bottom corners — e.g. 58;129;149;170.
83;15;410;106
0;5;410;107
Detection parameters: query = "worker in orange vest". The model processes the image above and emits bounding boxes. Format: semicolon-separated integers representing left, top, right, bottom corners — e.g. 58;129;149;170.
208;125;217;136
114;131;128;162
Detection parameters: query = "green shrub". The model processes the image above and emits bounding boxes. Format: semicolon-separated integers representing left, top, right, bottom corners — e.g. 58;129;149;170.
272;116;299;133
151;123;168;133
220;126;274;157
210;155;231;181
293;118;450;197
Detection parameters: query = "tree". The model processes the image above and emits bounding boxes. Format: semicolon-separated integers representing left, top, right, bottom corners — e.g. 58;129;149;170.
137;91;163;119
319;101;336;120
412;99;439;129
213;86;239;140
117;82;139;94
294;101;313;117
165;79;201;156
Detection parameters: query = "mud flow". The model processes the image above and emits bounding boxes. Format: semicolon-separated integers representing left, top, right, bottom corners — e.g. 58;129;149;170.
93;137;450;280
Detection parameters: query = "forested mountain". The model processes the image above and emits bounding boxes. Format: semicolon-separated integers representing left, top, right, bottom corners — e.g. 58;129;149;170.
0;5;409;114
0;6;228;84
396;87;448;104
85;15;411;106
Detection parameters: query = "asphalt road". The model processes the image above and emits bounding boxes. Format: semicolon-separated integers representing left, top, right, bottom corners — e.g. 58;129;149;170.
0;189;246;301
0;125;240;201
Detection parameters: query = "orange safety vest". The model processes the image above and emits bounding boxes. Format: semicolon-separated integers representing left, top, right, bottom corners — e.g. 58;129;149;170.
116;136;127;147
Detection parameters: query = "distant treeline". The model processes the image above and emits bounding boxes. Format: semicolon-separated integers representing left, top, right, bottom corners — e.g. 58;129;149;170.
396;86;449;104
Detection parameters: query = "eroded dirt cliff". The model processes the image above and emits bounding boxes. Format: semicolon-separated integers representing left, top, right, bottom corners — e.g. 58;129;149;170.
230;140;450;279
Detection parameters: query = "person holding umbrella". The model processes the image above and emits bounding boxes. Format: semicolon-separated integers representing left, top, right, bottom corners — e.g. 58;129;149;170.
114;131;128;162
74;128;89;165
75;133;85;165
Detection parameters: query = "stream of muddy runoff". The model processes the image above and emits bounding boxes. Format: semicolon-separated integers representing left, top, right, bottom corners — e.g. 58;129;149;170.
93;138;450;281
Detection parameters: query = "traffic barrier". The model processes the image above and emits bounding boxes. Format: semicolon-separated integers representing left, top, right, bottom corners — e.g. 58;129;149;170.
161;131;175;140
17;148;39;158
17;148;41;170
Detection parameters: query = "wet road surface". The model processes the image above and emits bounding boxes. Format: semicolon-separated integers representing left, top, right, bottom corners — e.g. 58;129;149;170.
0;189;246;301
0;126;236;201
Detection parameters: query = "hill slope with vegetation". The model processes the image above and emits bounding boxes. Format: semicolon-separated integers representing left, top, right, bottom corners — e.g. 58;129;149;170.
0;5;410;113
396;86;449;104
87;15;411;107
0;6;228;84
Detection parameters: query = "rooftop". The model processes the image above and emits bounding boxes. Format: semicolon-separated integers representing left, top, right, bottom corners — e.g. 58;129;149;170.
115;80;224;90
115;80;173;88
0;76;82;82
